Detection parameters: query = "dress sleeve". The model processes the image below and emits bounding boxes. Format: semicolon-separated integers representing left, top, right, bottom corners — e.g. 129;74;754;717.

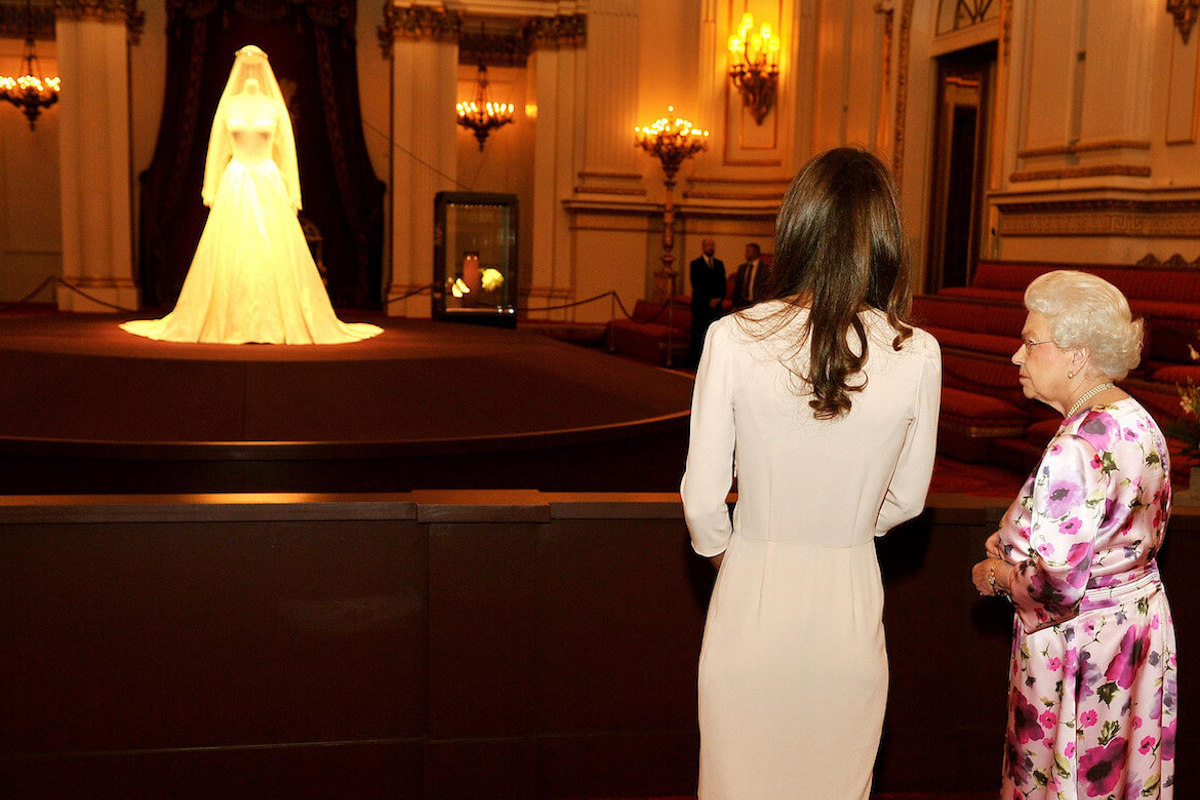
1007;433;1107;633
876;338;942;534
201;102;232;208
273;100;303;211
680;322;736;557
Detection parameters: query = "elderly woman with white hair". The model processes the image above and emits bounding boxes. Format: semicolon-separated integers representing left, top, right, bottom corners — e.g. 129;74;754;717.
971;270;1177;799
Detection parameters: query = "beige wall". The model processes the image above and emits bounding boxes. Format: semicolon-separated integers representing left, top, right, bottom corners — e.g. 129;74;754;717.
9;0;1200;309
986;0;1200;265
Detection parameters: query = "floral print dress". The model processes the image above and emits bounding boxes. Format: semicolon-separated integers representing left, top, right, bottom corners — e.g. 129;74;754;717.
996;398;1177;799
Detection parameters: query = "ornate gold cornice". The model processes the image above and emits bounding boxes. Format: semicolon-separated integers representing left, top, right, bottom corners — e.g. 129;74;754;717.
377;4;585;60
524;13;585;50
1167;0;1200;45
53;0;144;42
0;2;54;39
378;4;464;57
995;198;1200;237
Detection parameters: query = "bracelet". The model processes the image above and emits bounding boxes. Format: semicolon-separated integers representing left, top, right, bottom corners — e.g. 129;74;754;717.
986;560;1011;600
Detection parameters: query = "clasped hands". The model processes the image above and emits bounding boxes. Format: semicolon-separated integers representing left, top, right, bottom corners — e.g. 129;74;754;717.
971;531;1013;598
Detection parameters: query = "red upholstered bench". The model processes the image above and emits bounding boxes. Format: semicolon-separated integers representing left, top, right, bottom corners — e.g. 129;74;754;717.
938;386;1030;461
926;327;1020;358
940;350;1027;407
607;298;691;365
937;260;1200;362
920;259;1200;463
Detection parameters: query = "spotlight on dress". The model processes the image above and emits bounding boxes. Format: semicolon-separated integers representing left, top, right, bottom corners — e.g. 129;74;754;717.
121;45;383;345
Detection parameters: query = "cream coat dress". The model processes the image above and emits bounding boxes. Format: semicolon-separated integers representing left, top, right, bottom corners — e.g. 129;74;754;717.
681;302;941;799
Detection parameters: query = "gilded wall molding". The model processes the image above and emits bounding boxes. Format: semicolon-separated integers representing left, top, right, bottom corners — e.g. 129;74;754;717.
892;0;914;186
996;198;1200;237
1017;139;1150;158
1010;165;1152;182
1000;0;1012;59
1138;253;1200;268
53;0;144;42
875;1;894;154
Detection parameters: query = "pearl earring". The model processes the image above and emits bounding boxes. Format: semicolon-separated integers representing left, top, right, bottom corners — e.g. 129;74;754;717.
1068;371;1074;379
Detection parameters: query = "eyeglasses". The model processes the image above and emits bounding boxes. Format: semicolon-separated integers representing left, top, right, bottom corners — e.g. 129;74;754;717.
1020;336;1052;350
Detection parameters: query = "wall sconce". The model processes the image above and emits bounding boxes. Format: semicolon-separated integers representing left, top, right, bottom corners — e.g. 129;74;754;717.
727;12;779;125
1167;0;1200;43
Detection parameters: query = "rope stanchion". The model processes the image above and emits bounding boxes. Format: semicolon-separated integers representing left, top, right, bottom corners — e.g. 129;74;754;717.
2;276;673;340
0;276;57;311
54;278;140;313
516;291;617;314
0;276;141;314
385;283;435;305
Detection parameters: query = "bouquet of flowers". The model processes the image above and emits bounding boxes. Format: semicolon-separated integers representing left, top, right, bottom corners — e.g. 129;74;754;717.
1168;342;1200;456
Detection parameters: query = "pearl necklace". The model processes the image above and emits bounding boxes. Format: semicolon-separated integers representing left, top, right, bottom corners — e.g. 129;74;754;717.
1066;382;1115;418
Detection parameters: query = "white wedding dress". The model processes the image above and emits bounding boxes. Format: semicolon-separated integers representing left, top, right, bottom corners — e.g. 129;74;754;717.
121;46;382;345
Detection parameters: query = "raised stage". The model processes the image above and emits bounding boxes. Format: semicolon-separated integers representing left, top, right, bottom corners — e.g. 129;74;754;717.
0;314;694;494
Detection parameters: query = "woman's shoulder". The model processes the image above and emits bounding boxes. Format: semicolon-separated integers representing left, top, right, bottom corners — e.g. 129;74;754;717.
903;324;942;360
862;311;940;359
1067;398;1161;450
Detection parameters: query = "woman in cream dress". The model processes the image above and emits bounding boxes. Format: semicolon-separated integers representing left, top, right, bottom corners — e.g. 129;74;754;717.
681;148;941;799
121;45;382;345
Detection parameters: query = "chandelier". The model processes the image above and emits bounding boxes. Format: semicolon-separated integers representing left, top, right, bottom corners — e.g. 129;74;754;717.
634;107;709;182
456;59;514;151
727;12;780;125
635;107;709;342
0;0;61;130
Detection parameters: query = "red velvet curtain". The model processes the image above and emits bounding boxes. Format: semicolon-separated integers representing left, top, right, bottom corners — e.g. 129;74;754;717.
138;0;385;309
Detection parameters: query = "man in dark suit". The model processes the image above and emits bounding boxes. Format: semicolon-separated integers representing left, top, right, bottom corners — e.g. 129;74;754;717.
733;242;768;310
688;237;725;368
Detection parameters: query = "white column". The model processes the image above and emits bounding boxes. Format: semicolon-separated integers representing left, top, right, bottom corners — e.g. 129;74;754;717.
385;31;460;318
54;13;137;312
576;0;642;196
529;39;584;315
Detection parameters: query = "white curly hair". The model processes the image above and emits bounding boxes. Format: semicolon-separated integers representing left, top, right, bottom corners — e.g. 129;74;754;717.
1024;269;1143;380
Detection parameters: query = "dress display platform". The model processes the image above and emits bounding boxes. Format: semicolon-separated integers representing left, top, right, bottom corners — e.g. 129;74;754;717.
0;315;692;494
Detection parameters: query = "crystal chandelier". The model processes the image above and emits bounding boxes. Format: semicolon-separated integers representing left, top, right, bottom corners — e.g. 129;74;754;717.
0;0;61;130
456;59;514;151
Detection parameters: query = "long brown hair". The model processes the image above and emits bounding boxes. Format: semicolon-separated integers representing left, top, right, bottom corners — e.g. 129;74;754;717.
753;147;913;419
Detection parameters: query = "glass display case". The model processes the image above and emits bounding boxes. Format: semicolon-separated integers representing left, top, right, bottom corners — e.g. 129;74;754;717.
433;192;518;328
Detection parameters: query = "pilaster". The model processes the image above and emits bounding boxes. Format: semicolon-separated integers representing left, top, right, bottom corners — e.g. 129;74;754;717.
527;35;584;315
576;0;642;197
382;6;461;317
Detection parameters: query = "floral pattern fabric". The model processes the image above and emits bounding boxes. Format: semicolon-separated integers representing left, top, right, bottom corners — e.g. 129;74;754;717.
996;398;1177;799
